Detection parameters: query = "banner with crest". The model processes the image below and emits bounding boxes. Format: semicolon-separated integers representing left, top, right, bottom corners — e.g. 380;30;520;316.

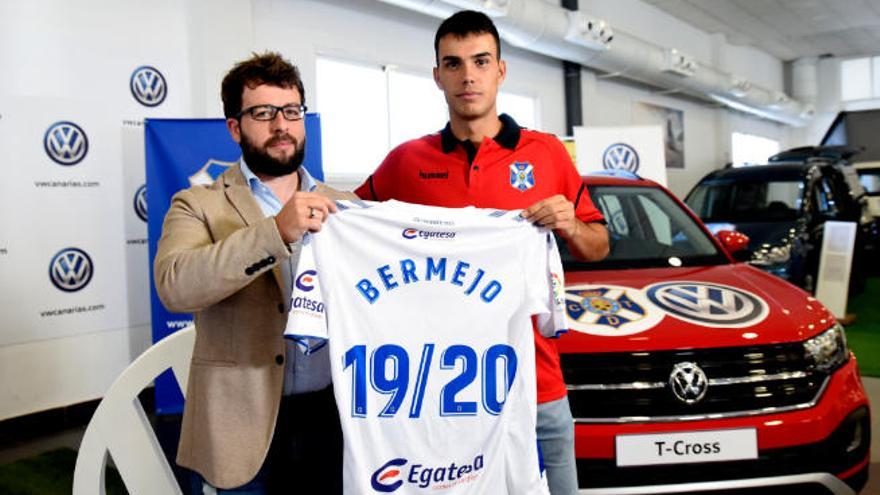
144;116;323;413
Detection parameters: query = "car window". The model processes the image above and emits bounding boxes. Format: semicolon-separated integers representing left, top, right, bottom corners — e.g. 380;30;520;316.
639;196;672;244
561;185;726;270
686;180;802;222
595;194;629;236
859;169;880;195
813;177;840;217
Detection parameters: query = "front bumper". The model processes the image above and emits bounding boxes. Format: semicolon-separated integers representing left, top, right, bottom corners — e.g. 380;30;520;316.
573;359;870;494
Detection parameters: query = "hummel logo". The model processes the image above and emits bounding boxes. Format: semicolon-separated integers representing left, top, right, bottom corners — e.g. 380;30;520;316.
419;170;449;180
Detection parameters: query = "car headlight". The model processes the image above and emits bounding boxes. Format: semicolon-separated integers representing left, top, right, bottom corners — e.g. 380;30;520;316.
803;323;848;372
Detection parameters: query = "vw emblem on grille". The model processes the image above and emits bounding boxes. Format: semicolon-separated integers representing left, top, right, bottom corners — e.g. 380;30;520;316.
130;66;167;107
602;143;639;173
133;184;147;222
669;362;708;404
646;281;769;328
49;247;94;292
44;121;89;166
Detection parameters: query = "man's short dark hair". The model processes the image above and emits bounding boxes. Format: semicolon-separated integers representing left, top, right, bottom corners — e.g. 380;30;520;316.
221;52;305;119
434;10;501;65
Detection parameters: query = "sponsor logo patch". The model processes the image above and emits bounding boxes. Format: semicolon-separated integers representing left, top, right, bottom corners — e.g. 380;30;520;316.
401;228;456;240
419;170;449;180
295;270;317;292
370;455;484;492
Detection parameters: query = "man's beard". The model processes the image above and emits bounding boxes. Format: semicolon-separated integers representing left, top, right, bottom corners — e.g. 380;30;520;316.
240;132;306;177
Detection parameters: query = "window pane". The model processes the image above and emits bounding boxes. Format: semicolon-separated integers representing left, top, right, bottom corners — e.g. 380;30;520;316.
841;57;872;101
498;92;537;129
316;57;389;179
859;169;880;195
731;132;780;167
388;70;447;148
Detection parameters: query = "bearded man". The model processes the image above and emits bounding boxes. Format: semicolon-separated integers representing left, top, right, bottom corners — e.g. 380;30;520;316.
154;52;353;495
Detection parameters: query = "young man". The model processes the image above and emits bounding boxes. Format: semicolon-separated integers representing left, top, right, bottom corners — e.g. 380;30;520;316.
355;11;609;495
154;52;353;494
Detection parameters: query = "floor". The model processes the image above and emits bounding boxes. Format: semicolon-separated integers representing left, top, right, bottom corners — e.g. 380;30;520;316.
3;379;880;493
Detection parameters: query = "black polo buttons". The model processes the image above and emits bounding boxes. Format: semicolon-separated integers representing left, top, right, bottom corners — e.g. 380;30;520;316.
275;354;284;365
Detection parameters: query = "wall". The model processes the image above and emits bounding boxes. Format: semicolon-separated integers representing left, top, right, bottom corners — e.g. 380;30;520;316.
0;0;796;419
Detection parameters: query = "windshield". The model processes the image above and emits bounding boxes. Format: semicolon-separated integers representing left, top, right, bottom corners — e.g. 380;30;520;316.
686;179;803;222
561;185;727;270
859;169;880;195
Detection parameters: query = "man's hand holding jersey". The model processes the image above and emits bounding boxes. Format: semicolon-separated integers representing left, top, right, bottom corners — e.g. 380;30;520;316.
275;191;338;243
521;194;610;262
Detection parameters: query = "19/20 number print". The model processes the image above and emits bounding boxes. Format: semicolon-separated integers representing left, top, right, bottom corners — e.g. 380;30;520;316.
343;343;518;418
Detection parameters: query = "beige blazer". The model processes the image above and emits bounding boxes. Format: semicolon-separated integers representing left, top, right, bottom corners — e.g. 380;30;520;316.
153;164;354;489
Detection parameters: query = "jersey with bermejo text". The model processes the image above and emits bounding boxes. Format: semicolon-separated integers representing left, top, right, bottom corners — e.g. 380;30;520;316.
285;200;566;494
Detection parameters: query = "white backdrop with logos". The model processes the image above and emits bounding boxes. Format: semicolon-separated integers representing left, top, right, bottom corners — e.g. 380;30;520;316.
0;0;192;419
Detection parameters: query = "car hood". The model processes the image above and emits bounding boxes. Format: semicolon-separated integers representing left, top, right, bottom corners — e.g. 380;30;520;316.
705;220;799;249
557;263;836;354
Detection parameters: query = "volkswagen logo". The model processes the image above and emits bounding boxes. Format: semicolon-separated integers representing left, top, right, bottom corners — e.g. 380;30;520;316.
130;66;167;107
133;184;147;222
669;362;708;404
646;281;769;328
44;121;89;166
49;248;94;292
602;143;640;173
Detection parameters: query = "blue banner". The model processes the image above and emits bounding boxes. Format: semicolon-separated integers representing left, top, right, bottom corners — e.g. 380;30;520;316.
145;115;323;414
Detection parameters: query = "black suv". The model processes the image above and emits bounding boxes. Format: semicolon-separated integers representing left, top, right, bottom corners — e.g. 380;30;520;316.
685;146;876;293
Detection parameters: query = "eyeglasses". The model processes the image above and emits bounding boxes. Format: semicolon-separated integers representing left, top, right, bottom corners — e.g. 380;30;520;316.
238;104;308;121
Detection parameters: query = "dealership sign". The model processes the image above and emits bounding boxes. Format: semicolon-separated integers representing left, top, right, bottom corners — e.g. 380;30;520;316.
573;125;667;185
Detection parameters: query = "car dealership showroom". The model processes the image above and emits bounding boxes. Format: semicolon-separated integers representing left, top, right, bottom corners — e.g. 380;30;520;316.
4;1;880;494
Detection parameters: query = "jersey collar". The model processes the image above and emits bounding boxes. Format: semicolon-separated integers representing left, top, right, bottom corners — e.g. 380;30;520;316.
440;113;521;154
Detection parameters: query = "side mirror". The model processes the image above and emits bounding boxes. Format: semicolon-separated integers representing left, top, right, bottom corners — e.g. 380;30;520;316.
715;229;751;262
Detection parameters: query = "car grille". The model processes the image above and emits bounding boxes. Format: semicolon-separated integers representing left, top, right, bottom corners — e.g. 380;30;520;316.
561;342;830;422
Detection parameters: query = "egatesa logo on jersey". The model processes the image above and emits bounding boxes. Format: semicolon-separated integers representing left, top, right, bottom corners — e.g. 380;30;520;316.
291;269;324;315
401;228;456;241
371;455;484;492
295;269;317;292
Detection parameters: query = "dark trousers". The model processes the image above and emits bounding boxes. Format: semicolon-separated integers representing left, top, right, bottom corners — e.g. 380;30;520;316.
266;386;343;494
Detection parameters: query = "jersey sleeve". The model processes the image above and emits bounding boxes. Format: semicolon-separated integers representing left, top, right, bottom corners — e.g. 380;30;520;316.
354;176;376;200
526;229;568;338
283;235;329;344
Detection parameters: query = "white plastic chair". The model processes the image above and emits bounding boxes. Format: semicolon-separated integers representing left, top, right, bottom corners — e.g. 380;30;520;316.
73;326;195;495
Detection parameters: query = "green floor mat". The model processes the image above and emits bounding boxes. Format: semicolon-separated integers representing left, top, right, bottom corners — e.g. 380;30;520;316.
0;448;126;495
844;277;880;377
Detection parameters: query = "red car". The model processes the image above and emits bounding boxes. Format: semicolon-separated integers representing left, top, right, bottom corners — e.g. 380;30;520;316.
557;171;870;494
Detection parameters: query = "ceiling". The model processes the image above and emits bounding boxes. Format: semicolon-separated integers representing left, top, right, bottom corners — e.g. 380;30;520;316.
643;0;880;61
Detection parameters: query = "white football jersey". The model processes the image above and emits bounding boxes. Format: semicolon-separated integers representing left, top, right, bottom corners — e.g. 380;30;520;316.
285;200;566;494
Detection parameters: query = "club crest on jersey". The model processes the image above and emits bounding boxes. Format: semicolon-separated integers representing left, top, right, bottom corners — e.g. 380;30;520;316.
509;162;535;192
565;284;664;337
